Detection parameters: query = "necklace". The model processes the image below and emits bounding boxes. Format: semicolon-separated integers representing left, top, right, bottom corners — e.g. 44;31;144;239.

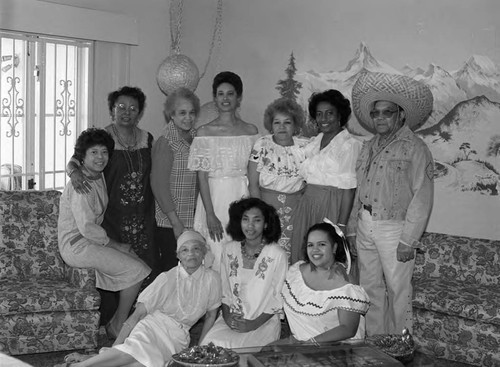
111;125;144;205
112;124;138;151
241;241;265;261
176;266;202;318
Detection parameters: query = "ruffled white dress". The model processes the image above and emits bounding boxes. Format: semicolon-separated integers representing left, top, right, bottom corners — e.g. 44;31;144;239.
281;261;370;341
200;241;288;349
188;135;258;271
113;265;221;367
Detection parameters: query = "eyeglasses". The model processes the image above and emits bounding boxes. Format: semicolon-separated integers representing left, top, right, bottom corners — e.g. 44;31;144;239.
115;103;139;113
369;109;398;119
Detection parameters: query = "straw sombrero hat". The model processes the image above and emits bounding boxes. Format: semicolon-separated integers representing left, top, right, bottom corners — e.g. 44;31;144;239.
352;72;433;134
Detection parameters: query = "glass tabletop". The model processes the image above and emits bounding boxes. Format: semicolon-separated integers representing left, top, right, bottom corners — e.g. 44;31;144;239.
168;341;404;367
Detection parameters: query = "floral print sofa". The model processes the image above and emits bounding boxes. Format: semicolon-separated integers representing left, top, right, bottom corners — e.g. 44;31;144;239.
413;232;500;366
0;190;100;355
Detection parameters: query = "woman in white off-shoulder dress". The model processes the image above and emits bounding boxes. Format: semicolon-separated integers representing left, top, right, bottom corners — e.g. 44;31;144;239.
188;71;258;271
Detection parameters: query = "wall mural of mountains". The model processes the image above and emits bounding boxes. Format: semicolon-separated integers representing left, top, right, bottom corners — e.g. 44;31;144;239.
295;43;500;240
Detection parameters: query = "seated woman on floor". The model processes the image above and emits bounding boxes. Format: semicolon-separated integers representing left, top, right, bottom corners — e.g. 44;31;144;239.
58;128;151;338
200;198;288;349
59;230;222;367
277;221;370;346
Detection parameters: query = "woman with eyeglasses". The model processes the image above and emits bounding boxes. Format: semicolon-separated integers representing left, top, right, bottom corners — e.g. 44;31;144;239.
290;90;362;266
65;86;158;337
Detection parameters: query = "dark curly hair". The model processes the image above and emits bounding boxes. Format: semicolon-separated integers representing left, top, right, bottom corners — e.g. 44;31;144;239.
164;87;201;122
108;86;146;115
74;128;115;163
226;198;281;243
308;89;351;127
302;223;348;267
263;97;305;134
212;71;243;97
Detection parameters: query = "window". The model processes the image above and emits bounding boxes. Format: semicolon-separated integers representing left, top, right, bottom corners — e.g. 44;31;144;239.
0;31;92;190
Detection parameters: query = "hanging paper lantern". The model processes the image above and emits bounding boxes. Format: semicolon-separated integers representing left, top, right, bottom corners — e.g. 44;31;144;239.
156;54;199;96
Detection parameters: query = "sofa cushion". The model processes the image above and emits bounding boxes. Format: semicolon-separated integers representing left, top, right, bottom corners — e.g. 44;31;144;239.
415;232;500;286
414;278;500;325
0;191;66;281
414;308;500;366
0;279;100;316
0;311;100;355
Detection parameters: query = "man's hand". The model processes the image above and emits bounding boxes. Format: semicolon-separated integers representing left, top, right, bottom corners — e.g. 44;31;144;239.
397;242;415;263
347;236;357;257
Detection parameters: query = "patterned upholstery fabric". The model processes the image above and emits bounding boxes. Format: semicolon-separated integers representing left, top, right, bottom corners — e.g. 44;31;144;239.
0;190;100;355
413;232;500;366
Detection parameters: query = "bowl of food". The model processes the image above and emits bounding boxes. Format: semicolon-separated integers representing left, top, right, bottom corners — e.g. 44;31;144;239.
171;343;240;367
367;329;415;363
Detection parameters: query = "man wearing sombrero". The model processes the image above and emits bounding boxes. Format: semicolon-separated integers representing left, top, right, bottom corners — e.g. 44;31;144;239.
347;72;434;336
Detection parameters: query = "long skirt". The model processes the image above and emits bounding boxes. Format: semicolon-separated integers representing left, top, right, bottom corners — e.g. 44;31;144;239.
193;175;249;272
290;184;343;264
260;187;303;262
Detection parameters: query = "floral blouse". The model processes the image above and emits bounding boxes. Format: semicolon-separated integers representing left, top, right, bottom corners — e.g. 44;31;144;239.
249;135;309;194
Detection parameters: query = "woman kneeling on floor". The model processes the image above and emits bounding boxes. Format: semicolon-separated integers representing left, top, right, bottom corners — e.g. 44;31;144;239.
58;230;221;367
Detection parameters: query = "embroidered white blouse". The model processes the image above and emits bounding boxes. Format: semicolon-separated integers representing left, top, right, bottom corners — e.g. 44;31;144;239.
188;135;258;178
249;135;309;194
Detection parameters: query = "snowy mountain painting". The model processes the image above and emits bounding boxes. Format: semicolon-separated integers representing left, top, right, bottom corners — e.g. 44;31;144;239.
295;43;500;240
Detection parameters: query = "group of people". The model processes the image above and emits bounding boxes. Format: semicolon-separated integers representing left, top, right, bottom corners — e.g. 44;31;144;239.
56;69;434;367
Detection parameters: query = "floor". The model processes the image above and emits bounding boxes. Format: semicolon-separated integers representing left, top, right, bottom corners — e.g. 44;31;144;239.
14;326;475;367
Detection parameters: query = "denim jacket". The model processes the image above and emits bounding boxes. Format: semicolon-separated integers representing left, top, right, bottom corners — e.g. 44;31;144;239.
347;125;434;248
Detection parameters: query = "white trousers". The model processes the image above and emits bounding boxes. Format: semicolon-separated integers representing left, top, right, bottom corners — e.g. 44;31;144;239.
356;209;415;336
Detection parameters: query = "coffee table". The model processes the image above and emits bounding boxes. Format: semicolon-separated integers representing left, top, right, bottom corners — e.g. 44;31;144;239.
168;341;404;366
242;342;403;367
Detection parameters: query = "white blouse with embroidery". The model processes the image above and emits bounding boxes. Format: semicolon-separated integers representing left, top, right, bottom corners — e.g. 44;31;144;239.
249;135;309;194
188;135;258;178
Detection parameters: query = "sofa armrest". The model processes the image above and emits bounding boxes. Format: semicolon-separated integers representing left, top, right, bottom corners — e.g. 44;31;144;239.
64;265;97;290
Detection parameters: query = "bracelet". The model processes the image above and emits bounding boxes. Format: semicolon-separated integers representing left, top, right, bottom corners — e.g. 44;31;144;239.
309;336;320;347
337;224;346;227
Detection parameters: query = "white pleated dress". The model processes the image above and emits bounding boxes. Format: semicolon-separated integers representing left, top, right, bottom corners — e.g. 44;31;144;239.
188;135;258;271
113;265;221;367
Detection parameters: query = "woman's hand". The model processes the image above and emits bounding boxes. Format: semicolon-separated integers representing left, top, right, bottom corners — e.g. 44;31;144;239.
229;314;257;333
206;213;224;242
172;223;185;239
70;169;92;194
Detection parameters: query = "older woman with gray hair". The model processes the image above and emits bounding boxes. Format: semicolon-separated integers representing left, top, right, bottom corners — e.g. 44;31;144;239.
248;97;309;260
59;230;222;367
151;87;201;272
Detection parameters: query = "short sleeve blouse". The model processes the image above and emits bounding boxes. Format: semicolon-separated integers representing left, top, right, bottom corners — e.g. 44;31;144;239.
282;261;370;341
249;135;309;194
138;265;221;328
300;129;362;189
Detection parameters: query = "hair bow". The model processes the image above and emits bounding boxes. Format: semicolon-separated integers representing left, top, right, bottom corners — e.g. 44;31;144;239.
323;218;351;274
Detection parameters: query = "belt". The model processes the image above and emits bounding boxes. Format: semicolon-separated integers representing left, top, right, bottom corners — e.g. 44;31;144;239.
362;204;372;215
